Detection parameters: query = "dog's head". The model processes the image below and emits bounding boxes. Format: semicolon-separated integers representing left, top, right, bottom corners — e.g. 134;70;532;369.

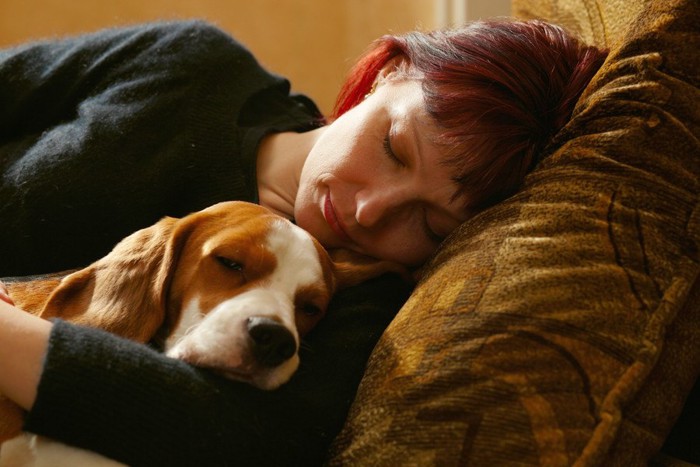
162;202;339;390
41;201;408;390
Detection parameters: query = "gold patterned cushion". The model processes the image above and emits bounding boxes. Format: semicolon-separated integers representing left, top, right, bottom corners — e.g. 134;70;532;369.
327;0;700;464
512;0;649;48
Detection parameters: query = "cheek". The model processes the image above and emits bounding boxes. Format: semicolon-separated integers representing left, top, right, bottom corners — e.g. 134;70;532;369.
295;145;370;240
303;117;377;185
303;148;359;183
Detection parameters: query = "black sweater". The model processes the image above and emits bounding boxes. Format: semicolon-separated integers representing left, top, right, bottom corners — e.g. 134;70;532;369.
0;20;320;276
0;21;410;465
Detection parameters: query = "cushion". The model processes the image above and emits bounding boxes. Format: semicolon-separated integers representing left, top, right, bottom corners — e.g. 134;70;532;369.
512;0;649;49
326;0;700;464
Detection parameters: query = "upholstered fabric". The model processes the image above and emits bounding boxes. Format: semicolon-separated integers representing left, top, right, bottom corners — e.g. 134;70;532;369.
512;0;649;49
327;0;699;464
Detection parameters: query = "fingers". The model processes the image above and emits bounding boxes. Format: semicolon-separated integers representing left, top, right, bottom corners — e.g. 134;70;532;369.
0;280;15;306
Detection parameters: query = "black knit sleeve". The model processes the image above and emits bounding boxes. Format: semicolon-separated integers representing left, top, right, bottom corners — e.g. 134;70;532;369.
0;21;247;148
0;21;279;276
24;275;411;467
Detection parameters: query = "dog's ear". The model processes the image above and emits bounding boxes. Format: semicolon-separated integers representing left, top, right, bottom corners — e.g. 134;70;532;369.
40;216;187;343
329;249;414;290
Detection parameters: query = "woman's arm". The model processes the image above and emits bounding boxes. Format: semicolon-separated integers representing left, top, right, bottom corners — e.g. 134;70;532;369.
9;275;410;466
0;21;277;277
0;299;51;410
0;23;199;276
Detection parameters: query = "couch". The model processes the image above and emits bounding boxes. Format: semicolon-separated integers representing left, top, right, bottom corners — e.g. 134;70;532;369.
326;0;699;464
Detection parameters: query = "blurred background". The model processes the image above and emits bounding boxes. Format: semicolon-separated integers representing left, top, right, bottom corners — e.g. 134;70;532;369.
0;0;511;115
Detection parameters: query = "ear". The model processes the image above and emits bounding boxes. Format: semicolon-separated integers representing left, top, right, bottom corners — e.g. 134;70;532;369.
372;55;410;89
380;55;409;75
329;249;414;290
39;216;185;343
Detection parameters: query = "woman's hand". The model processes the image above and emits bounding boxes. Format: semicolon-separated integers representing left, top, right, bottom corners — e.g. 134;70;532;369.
0;280;15;306
0;294;52;410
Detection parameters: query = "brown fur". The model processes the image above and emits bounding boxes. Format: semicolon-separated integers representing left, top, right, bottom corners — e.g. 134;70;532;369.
0;201;409;445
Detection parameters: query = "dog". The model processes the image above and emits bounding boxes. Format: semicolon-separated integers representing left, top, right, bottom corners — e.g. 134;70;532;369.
0;201;407;466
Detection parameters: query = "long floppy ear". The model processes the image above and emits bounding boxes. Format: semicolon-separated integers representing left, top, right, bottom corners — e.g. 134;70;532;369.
39;216;185;343
329;249;414;290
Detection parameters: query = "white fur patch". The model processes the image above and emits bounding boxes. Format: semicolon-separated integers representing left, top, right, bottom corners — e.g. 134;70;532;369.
264;219;324;293
164;219;325;390
165;297;204;351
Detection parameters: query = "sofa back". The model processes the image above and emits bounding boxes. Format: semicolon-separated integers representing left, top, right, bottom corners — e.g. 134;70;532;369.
327;0;700;464
513;0;650;48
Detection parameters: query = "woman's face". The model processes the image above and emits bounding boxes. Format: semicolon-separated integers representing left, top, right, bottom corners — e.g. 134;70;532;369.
294;78;468;267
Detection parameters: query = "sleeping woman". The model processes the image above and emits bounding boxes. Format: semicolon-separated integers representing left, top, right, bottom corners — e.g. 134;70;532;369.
0;19;606;465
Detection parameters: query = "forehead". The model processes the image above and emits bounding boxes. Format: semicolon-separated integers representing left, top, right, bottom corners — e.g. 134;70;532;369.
197;212;328;287
263;219;327;288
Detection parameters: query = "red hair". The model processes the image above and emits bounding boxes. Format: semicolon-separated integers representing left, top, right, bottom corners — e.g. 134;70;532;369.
332;20;608;211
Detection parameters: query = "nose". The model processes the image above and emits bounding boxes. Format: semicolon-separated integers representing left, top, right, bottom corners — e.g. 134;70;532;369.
355;185;410;228
246;317;297;368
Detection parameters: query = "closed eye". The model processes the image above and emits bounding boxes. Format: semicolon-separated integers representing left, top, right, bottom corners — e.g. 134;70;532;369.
383;133;403;166
216;256;244;272
422;212;445;244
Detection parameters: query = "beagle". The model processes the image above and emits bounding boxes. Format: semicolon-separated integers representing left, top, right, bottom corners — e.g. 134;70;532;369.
0;201;407;466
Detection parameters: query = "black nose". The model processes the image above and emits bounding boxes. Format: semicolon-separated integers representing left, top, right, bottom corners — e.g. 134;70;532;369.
246;317;297;368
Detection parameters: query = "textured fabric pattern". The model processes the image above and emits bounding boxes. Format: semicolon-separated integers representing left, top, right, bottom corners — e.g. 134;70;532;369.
512;0;649;48
327;0;699;464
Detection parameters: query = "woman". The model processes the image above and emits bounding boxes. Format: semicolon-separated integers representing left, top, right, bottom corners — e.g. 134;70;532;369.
0;19;607;465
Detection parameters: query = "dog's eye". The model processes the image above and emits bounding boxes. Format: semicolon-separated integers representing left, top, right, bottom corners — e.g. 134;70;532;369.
216;256;243;271
301;304;322;317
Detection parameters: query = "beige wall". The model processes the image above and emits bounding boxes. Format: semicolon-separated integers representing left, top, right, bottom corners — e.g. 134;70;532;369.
0;0;510;114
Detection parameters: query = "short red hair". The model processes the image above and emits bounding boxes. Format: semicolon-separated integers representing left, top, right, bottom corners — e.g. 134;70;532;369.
332;20;608;211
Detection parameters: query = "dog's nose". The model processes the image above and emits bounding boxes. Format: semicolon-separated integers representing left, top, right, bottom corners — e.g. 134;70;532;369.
246;317;297;367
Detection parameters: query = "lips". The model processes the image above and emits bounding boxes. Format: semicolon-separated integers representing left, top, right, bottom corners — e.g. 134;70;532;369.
323;194;352;243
